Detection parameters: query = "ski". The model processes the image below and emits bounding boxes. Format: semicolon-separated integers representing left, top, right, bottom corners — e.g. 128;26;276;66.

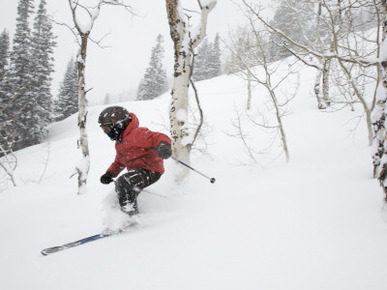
41;226;132;256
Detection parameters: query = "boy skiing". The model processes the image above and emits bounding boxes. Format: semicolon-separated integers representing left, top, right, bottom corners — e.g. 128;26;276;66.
98;106;171;216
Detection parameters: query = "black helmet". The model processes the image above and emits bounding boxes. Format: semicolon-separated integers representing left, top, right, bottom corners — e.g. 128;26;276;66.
98;106;132;142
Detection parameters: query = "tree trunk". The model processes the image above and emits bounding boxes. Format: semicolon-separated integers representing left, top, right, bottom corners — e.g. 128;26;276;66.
76;33;90;194
247;71;252;110
375;0;387;196
314;68;326;109
67;0;134;193
322;58;331;107
165;0;216;183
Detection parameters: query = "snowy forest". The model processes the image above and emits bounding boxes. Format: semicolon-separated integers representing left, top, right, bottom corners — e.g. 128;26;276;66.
1;0;386;195
2;0;387;289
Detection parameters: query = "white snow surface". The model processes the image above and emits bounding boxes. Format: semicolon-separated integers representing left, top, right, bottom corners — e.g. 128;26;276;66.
1;65;387;290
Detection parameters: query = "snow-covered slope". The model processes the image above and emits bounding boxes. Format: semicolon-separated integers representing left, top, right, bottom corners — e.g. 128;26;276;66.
1;66;386;290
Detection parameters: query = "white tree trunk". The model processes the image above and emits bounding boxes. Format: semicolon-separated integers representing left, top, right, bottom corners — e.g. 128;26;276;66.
375;0;387;196
314;68;326;109
322;58;331;107
68;0;133;193
166;0;216;183
76;34;90;195
247;71;252;110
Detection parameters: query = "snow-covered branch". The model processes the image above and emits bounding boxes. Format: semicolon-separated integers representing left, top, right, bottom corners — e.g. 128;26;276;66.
190;0;217;48
241;0;379;67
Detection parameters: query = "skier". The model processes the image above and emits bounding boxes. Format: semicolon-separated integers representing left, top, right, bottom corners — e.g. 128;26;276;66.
98;106;171;216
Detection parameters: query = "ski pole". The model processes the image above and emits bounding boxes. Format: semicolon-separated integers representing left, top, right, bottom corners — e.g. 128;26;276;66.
150;147;216;183
173;157;216;184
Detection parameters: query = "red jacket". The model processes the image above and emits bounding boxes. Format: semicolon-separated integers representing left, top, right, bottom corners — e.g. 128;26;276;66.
107;113;171;176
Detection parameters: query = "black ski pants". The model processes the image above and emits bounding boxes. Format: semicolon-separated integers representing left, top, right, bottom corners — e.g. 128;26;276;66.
115;168;161;215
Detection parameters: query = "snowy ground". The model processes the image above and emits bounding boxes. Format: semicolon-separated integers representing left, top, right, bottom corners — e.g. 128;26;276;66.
1;64;387;290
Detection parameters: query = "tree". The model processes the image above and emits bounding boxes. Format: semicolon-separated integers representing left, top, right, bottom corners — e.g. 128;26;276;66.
165;0;217;183
269;0;319;61
7;0;35;151
192;34;222;81
0;30;10;83
240;0;387;195
0;29;10;124
375;0;387;198
0;29;15;167
224;25;259;109
29;0;56;144
136;34;168;101
54;57;78;121
225;24;294;163
244;0;381;143
67;0;133;194
192;38;212;81
1;0;56;152
0;29;17;189
208;33;221;78
267;0;333;108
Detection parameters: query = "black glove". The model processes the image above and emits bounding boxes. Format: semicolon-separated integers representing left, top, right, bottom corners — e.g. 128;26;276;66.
157;142;172;159
100;172;114;184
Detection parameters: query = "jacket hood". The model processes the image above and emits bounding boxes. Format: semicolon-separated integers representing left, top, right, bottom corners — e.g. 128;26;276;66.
121;112;139;138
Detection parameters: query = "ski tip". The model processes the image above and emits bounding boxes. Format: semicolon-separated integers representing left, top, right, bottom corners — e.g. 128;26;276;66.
41;250;49;256
41;246;64;256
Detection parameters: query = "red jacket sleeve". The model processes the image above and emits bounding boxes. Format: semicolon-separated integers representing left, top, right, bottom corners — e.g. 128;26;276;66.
145;132;171;152
107;154;125;177
150;132;171;148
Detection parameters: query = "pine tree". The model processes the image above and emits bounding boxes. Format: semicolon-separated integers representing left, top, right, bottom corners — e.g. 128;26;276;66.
0;29;11;153
54;57;78;121
7;0;35;150
0;29;10;111
193;35;222;81
103;93;111;105
30;0;56;144
209;33;221;78
137;34;168;101
0;30;10;83
193;38;212;81
269;0;318;61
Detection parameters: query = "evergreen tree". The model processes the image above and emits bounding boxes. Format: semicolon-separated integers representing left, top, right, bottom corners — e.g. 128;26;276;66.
103;93;111;105
0;29;11;154
54;57;78;121
0;29;10;113
224;25;260;74
269;0;318;61
7;0;35;150
208;33;221;78
137;34;168;101
193;35;222;81
193;38;212;81
30;0;56;143
0;30;10;83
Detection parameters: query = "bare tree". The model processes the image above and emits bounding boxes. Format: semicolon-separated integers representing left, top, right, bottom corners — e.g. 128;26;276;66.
225;24;296;163
67;0;132;194
0;141;17;189
266;0;331;109
242;0;381;145
224;25;259;110
165;0;216;183
241;0;387;196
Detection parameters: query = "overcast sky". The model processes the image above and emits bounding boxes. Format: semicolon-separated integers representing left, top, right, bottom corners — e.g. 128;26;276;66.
0;0;269;104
